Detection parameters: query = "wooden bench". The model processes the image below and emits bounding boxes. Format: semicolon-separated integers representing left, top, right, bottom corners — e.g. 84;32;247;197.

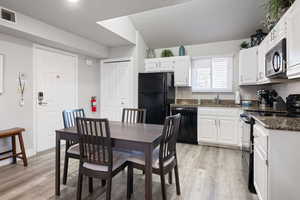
0;128;28;167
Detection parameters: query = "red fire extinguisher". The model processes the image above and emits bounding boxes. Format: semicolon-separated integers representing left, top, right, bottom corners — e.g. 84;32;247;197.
91;96;97;112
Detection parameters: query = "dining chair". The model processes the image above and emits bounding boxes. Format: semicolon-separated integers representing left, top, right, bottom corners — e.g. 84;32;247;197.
122;108;147;123
62;108;85;185
76;117;130;200
121;108;147;174
127;114;181;200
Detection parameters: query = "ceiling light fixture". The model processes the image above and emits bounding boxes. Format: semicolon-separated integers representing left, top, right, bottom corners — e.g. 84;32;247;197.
68;0;79;3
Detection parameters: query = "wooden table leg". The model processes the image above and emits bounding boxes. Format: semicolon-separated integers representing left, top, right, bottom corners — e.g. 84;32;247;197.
144;144;153;200
18;133;27;167
55;133;61;196
11;135;17;164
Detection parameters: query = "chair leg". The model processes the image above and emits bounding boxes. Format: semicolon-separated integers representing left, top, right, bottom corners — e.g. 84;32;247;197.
11;136;17;164
101;179;106;187
18;133;28;167
127;165;133;199
106;178;112;200
77;172;83;200
168;171;173;184
88;177;93;194
63;154;69;185
174;164;181;195
160;172;167;200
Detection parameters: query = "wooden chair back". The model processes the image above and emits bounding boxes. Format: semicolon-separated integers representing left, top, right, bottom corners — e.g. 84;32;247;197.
62;109;85;128
159;114;181;165
62;109;85;147
122;108;146;123
76;117;113;171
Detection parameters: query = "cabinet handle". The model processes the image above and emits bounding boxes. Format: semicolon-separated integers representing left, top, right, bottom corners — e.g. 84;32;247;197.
214;120;217;127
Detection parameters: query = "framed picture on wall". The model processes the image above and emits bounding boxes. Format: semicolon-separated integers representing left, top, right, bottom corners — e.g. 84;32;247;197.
0;54;3;94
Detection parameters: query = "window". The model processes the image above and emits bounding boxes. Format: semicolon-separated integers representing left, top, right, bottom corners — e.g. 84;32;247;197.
192;56;233;92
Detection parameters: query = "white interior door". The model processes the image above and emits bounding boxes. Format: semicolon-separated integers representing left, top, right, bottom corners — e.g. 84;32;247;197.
35;46;77;152
100;60;132;121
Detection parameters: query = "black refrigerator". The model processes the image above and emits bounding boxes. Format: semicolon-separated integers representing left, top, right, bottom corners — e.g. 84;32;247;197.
138;72;175;125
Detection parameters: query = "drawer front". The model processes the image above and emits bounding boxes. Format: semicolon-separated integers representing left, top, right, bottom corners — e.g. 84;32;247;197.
254;124;268;158
198;107;240;117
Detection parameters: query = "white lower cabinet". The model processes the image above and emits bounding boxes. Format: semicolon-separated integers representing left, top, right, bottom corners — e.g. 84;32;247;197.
198;117;218;143
218;118;238;145
197;108;239;147
254;124;268;200
254;147;268;200
253;123;300;200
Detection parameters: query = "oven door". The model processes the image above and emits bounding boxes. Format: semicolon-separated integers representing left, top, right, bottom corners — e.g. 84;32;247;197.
241;117;251;164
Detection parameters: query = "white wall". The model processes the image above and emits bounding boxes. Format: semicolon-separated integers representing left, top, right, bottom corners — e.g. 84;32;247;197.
108;45;135;58
0;33;34;162
77;56;101;117
0;33;100;166
155;39;256;100
270;80;300;100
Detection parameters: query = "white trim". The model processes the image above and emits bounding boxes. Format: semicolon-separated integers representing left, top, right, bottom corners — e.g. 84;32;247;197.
101;57;132;64
191;54;235;60
32;44;78;153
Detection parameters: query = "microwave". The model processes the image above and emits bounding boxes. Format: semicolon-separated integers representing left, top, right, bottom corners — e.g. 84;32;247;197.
265;38;287;78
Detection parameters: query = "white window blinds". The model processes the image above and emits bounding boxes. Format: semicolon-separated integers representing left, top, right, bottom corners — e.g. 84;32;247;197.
192;56;233;92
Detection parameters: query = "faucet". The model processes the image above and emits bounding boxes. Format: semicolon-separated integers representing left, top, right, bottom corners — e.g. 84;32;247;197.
214;94;220;104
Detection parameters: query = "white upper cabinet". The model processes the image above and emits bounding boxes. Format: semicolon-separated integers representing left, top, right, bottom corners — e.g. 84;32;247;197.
287;1;300;79
174;56;191;87
145;56;191;87
257;40;268;83
239;46;258;85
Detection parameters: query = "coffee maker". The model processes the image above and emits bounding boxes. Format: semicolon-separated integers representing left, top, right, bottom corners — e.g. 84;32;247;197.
286;94;300;115
257;90;272;108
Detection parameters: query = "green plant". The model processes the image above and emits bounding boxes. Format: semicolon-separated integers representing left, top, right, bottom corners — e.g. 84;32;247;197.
240;41;249;49
161;49;174;57
265;0;294;23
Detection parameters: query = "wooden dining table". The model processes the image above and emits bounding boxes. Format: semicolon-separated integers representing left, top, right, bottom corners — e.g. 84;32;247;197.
55;121;163;200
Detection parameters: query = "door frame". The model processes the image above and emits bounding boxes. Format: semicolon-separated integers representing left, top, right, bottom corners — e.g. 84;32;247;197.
32;44;78;154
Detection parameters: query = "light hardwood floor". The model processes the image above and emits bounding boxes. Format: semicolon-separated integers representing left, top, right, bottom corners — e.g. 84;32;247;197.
0;144;258;200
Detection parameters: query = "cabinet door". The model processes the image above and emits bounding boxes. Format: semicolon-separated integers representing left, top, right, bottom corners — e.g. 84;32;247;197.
257;40;269;83
254;147;268;200
287;2;300;78
159;60;175;71
239;47;258;85
174;58;191;87
145;60;158;72
218;118;238;145
198;117;218;143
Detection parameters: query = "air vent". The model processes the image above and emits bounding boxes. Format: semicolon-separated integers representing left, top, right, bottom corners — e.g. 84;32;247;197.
1;8;16;23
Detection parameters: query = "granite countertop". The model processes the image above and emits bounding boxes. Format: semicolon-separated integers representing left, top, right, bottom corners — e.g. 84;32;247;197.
170;103;241;108
243;106;287;113
250;112;300;132
172;99;300;131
